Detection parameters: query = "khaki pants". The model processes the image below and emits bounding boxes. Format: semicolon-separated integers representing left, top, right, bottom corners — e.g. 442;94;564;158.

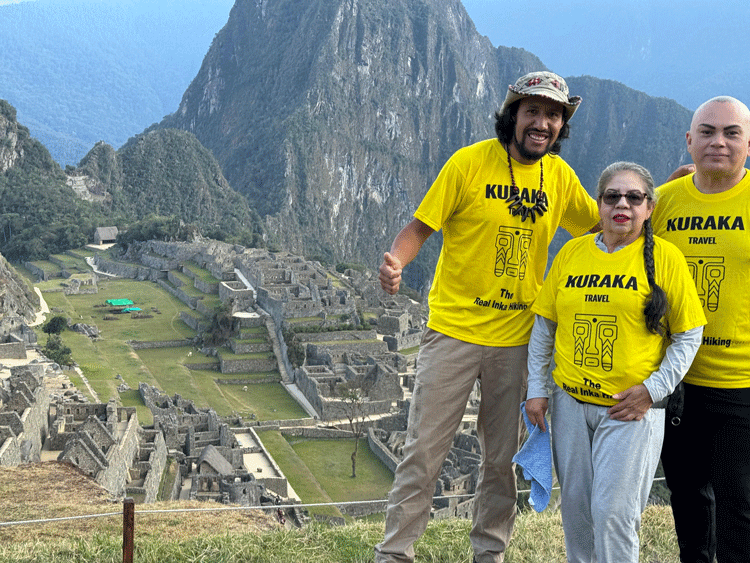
374;329;528;563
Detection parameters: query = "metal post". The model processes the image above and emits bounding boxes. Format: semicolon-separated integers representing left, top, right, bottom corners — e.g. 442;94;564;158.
123;497;134;563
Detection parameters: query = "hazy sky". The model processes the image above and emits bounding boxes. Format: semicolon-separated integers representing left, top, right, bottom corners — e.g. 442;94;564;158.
4;0;748;110
461;0;750;110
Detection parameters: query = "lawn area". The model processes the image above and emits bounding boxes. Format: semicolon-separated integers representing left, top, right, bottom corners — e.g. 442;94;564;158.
255;429;343;520
42;279;195;342
135;347;215;409
183;261;221;283
217;382;308;420
35;279;196;405
286;437;393;503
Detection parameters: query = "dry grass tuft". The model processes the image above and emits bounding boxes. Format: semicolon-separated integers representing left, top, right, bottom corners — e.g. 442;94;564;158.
0;461;280;544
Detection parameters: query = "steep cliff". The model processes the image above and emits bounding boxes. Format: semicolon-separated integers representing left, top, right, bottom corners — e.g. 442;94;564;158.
0;252;38;325
162;0;543;271
161;0;692;285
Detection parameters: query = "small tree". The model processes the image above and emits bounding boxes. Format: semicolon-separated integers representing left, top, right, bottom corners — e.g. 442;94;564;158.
338;381;367;478
201;303;235;347
42;314;67;335
43;334;73;366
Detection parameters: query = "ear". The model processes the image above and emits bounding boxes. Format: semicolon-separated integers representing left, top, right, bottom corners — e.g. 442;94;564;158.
686;130;692;149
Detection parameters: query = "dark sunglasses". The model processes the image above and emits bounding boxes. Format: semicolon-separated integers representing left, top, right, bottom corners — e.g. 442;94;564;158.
600;190;650;206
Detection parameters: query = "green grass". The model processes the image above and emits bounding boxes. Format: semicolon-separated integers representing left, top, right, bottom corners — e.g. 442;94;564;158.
217;383;307;420
29;260;63;274
0;506;682;563
35;279;196;412
286;438;393;503
134;348;212;407
256;429;342;520
183;261;221;284
118;389;153;426
49;253;89;270
218;349;275;361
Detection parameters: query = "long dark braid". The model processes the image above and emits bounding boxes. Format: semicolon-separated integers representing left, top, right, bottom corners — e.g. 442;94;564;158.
596;161;667;335
642;217;668;335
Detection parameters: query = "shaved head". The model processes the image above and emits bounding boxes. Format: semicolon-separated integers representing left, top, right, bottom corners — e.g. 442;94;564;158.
692;96;750;129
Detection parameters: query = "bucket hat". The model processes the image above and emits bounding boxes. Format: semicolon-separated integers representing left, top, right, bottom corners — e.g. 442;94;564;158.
499;71;581;121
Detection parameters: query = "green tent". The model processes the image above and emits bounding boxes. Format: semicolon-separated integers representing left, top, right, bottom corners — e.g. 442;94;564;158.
106;299;134;306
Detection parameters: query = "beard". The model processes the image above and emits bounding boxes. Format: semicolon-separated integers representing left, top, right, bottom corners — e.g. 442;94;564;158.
512;129;554;163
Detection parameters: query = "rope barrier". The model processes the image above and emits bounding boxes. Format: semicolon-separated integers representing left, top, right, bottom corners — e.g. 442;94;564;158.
0;477;669;529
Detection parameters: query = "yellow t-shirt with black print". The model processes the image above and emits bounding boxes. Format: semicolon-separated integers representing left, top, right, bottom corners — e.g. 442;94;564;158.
532;234;706;407
415;139;599;347
653;172;750;388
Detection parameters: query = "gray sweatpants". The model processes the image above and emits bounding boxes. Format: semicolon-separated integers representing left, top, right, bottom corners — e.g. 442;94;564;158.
551;386;664;563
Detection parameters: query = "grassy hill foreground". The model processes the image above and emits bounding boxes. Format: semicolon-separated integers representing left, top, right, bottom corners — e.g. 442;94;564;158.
0;462;682;563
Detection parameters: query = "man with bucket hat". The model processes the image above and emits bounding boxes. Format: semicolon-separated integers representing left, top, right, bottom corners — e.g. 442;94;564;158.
374;71;600;563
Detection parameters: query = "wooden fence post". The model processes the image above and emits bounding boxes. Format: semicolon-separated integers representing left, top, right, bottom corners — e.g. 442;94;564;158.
123;497;134;563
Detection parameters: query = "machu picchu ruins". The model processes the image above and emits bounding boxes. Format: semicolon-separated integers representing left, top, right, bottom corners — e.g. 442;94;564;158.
1;238;488;525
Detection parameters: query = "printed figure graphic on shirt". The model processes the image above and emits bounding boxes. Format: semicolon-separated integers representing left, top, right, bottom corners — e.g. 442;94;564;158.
685;256;725;311
495;227;533;279
573;313;618;372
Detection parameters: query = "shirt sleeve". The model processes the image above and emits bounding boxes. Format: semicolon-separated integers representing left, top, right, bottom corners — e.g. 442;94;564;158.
414;157;466;232
527;315;557;399
643;326;704;402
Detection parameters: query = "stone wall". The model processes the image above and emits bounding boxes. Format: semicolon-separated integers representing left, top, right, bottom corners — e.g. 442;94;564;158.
306;340;389;361
281;426;354;439
129;339;193;350
163;274;199;309
368;427;400;473
180;310;209;332
219;355;278;374
95;413;142;496
0;337;26;359
383;328;423;352
219;281;255;306
141;430;168;503
229;339;272;355
23;261;56;281
139;251;180;272
297;330;378;343
230;428;290;497
192;277;219;295
95;256;154;280
0;365;50;466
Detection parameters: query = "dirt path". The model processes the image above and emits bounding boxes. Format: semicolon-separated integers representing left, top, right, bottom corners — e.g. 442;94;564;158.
29;287;50;327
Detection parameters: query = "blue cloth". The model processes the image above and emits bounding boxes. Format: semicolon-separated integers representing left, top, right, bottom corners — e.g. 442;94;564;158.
512;401;553;512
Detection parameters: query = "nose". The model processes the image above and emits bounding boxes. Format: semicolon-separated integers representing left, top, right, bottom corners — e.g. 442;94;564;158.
710;133;727;146
614;195;629;207
533;114;550;130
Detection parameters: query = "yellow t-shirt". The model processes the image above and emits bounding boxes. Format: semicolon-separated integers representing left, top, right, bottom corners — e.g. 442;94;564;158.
652;172;750;388
415;139;599;346
532;235;706;406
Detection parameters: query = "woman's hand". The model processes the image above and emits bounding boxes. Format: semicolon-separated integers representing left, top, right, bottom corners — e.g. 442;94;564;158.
526;397;549;432
608;384;653;421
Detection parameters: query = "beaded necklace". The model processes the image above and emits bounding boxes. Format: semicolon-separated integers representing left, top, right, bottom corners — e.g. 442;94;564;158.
505;147;548;223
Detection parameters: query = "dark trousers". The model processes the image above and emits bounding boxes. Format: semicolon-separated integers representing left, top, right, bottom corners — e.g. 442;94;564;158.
661;383;750;563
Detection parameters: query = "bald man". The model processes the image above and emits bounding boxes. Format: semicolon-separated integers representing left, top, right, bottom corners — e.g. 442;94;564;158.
652;96;750;563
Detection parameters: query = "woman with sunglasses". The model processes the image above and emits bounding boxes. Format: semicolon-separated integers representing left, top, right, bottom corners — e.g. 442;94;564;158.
524;161;706;562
